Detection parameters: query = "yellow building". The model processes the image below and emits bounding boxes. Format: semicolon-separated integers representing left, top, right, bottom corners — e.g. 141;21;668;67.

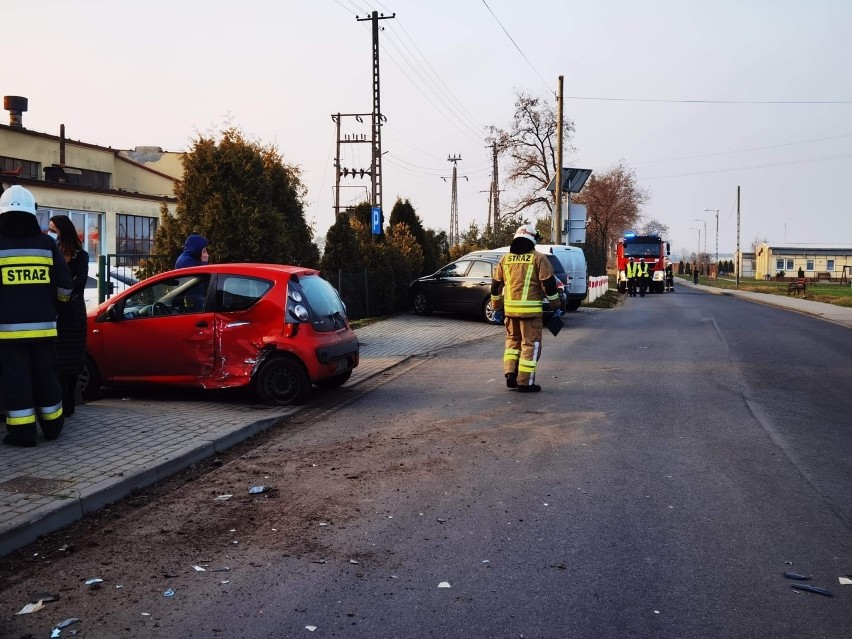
754;242;852;281
0;95;180;268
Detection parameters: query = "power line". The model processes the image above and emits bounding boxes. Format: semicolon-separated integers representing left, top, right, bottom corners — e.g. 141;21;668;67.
639;152;852;180
481;0;552;95
567;95;852;104
630;132;852;165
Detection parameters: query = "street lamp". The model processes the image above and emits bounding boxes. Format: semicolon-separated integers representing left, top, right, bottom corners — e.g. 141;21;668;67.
704;208;719;264
693;218;707;255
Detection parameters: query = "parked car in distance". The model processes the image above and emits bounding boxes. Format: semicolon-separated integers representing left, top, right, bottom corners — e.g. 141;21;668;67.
409;251;565;323
82;263;359;405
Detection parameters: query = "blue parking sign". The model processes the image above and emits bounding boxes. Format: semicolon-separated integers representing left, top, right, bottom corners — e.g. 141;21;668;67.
371;206;382;235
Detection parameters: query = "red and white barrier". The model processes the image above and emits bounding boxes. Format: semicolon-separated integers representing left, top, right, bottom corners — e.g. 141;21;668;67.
586;276;610;304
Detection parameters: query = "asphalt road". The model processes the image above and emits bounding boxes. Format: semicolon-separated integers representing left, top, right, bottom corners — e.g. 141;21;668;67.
3;290;851;638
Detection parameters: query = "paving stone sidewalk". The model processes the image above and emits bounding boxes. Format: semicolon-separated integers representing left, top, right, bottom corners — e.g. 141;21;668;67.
0;313;500;556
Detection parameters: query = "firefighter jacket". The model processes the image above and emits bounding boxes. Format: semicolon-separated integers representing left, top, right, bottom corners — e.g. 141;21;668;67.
626;261;637;277
491;250;560;318
0;214;73;341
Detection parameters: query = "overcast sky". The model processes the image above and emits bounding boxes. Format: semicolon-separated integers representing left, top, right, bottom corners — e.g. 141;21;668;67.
5;0;851;259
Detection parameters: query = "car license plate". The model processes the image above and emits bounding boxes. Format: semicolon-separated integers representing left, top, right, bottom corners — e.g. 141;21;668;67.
334;358;349;373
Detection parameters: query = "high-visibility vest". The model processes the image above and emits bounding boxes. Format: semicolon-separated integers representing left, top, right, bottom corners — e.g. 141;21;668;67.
637;262;649;277
626;262;636;277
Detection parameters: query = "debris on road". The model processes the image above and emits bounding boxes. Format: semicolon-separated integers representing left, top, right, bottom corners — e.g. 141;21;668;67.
249;485;269;494
438;581;451;588
193;565;207;572
839;576;852;585
84;578;103;588
305;625;317;632
16;599;45;615
791;583;834;597
214;494;233;501
783;572;812;580
164;588;176;597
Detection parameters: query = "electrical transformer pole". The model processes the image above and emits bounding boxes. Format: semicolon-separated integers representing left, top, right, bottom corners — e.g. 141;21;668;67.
492;141;500;235
447;155;462;247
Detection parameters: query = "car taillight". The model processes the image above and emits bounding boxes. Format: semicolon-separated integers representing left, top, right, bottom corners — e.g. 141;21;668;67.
282;322;298;337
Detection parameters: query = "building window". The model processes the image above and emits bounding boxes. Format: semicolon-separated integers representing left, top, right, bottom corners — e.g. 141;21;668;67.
116;214;158;261
37;208;102;262
0;155;40;179
806;259;814;271
776;258;784;271
827;259;835;271
785;259;794;271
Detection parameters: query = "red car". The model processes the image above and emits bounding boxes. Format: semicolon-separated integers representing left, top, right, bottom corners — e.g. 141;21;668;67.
82;263;359;405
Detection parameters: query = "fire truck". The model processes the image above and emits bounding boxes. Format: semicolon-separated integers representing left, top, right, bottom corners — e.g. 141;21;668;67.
616;233;671;294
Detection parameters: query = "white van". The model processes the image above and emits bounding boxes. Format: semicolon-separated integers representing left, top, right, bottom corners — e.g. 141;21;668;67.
493;243;588;311
534;244;587;311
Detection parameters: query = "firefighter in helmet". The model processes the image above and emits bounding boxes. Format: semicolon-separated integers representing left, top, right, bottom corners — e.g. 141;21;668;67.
0;185;73;446
490;224;561;393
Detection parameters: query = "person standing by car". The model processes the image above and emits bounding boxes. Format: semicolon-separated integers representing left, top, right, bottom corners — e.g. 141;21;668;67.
490;224;561;393
49;215;89;417
0;186;73;446
175;233;209;269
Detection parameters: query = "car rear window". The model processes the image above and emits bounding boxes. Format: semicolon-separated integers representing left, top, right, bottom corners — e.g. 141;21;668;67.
216;275;272;312
297;275;348;332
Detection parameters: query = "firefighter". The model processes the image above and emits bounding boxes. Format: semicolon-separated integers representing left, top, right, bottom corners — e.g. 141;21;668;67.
491;224;561;393
665;261;674;292
0;185;73;447
637;257;650;297
626;257;637;297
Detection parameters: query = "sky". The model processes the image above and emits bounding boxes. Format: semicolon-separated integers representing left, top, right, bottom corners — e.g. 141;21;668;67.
5;0;851;260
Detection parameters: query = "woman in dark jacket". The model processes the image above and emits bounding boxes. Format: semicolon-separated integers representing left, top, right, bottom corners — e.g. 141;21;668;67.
49;216;89;417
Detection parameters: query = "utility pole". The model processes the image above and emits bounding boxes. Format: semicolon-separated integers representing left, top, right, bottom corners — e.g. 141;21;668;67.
736;186;741;287
554;75;564;244
491;141;500;235
331;113;371;218
357;10;395;237
444;155;467;247
704;208;720;264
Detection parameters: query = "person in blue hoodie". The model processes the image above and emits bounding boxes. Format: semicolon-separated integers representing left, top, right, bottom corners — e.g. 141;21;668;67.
175;234;209;269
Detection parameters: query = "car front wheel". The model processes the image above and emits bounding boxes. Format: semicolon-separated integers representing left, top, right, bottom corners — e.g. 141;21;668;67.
254;355;310;406
412;290;431;315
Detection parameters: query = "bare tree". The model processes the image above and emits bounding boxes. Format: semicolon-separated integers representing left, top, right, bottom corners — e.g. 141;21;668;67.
639;218;669;238
573;162;649;276
487;91;575;218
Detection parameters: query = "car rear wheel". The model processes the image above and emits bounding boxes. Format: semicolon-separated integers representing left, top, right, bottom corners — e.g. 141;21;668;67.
565;298;583;312
412;289;431;315
316;368;352;389
80;355;102;401
483;298;496;323
254;355;310;406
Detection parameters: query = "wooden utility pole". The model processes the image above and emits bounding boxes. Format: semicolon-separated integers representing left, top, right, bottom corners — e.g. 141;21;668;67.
356;10;395;237
491;141;500;235
554;75;564;244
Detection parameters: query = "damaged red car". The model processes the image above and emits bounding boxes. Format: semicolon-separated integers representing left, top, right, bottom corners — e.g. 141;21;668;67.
81;263;359;405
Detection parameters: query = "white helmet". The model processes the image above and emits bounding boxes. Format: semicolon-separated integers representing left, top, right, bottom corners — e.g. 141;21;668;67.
0;185;37;215
513;224;540;245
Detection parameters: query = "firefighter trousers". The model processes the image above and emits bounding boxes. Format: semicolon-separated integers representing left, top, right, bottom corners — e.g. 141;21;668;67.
503;315;543;387
1;341;64;445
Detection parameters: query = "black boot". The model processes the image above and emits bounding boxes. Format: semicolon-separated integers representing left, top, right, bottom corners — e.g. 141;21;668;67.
505;373;517;389
517;384;541;393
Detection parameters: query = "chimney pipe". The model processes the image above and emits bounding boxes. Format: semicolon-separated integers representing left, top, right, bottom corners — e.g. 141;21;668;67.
3;96;28;128
60;124;66;166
